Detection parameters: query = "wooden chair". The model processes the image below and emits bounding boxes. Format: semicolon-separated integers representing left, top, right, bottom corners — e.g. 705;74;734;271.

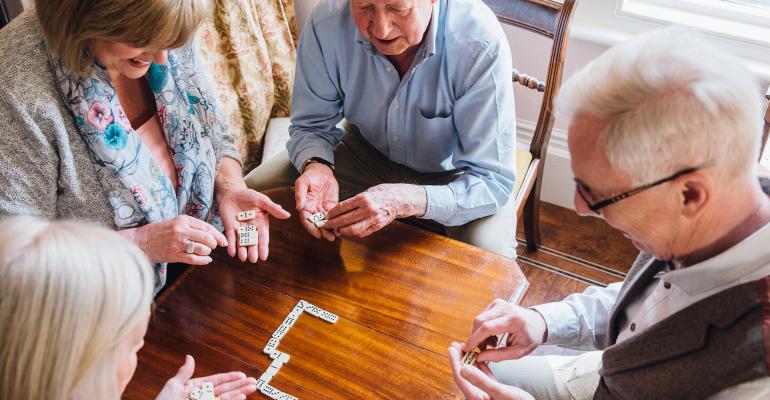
482;0;578;251
762;85;770;160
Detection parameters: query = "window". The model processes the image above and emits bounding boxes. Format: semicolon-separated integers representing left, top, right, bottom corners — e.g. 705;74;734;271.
619;0;770;46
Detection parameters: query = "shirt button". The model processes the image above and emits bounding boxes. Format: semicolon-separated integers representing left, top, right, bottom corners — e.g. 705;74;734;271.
630;322;636;332
393;102;400;110
386;66;393;73
391;136;399;143
664;281;671;289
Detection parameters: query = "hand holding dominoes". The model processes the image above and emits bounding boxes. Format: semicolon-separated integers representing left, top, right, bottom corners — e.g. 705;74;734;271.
216;187;291;263
295;162;339;241
155;355;257;400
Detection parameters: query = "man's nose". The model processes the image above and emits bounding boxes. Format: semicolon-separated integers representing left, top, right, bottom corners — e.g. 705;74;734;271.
371;10;393;39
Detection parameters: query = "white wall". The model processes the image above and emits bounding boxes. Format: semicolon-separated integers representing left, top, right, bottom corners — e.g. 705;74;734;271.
294;0;770;209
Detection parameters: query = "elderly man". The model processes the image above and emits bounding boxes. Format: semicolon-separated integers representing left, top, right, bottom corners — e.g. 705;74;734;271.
245;0;517;257
448;29;770;400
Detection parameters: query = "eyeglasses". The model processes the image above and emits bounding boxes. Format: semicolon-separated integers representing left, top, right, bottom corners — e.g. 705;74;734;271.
575;164;709;214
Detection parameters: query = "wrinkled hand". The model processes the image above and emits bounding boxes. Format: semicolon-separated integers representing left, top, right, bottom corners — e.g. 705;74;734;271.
463;299;547;363
324;183;426;238
155;355;257;400
448;343;535;400
134;215;227;265
295;163;339;241
218;187;291;263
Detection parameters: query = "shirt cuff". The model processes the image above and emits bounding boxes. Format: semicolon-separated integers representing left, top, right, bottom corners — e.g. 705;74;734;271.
531;301;580;345
422;185;456;223
290;147;335;173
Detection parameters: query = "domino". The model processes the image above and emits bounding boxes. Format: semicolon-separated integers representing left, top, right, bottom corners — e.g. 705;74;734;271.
255;376;269;390
189;388;203;400
201;382;214;393
237;225;257;234
318;309;339;324
260;384;282;399
263;338;279;355
237;210;257;221
461;349;480;365
307;211;326;223
314;219;326;228
238;227;258;247
302;302;322;317
297;300;307;309
272;323;290;340
265;363;280;377
282;314;298;328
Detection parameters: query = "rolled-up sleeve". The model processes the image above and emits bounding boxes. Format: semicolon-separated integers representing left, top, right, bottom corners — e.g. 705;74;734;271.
286;14;345;172
531;282;622;350
422;41;517;226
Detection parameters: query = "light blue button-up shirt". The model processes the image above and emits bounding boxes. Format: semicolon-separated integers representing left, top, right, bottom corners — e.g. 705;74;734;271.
287;0;516;226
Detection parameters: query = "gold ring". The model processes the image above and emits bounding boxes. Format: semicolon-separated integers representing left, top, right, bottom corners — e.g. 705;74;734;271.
185;240;195;254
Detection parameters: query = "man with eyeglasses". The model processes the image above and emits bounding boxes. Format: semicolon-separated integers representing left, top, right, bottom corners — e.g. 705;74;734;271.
449;29;770;400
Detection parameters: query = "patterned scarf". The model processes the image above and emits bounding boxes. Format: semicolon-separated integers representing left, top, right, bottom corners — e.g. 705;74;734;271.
49;48;221;293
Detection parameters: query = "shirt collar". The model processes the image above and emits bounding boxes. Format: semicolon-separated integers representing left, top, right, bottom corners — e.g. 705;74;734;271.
354;0;441;60
663;219;770;295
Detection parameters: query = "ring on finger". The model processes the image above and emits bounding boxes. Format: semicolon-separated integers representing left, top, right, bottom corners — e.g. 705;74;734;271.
185;240;196;254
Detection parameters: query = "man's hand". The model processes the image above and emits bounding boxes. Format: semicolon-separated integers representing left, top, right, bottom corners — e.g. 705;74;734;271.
323;183;426;238
448;343;535;400
463;299;548;363
155;355;257;400
218;187;291;263
295;162;339;241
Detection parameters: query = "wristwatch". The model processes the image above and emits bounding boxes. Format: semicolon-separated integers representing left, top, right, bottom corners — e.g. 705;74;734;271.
302;157;335;172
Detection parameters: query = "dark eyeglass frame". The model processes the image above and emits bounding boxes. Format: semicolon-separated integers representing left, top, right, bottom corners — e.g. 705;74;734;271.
575;164;709;214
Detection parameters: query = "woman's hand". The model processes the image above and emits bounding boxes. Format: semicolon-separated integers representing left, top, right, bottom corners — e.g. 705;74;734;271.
214;157;291;263
132;215;227;265
155;355;257;400
217;187;291;263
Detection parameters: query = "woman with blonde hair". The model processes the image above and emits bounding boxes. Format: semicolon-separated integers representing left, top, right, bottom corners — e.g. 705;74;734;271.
0;0;291;294
0;216;257;399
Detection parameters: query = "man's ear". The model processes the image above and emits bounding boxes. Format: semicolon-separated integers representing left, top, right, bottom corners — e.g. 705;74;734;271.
679;175;710;218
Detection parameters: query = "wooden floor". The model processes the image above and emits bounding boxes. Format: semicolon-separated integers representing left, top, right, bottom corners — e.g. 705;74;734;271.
516;202;639;306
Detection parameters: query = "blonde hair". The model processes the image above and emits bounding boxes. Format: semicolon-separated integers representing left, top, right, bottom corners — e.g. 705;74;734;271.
557;28;763;184
35;0;210;75
0;217;154;400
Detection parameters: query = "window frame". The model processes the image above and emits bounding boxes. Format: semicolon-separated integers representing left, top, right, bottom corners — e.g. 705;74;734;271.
617;0;770;47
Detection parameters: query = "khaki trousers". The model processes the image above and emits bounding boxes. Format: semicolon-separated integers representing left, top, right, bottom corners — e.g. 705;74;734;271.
244;123;517;258
488;351;603;400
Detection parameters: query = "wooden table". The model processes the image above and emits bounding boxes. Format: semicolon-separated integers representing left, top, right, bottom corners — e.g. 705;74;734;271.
124;188;528;399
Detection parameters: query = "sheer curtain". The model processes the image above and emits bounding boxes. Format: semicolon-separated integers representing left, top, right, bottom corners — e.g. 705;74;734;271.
197;0;298;171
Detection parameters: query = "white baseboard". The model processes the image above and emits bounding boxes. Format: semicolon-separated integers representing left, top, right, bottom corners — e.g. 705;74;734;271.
516;120;576;210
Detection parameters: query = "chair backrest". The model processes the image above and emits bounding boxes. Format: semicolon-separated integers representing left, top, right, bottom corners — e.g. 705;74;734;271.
483;0;576;161
762;85;770;160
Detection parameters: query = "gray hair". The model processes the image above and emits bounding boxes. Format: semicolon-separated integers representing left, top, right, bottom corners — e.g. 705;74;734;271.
0;217;154;400
557;28;763;184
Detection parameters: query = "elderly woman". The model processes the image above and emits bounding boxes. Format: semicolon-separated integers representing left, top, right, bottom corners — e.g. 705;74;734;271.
0;216;257;399
0;0;290;292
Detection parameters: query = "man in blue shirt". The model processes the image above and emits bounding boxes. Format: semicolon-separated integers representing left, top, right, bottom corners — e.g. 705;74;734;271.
245;0;518;257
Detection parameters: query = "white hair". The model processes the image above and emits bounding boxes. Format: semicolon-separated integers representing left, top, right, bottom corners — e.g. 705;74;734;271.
557;28;764;184
0;217;154;400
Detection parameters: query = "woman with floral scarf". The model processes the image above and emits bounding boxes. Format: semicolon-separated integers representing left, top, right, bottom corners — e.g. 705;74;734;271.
0;0;291;294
